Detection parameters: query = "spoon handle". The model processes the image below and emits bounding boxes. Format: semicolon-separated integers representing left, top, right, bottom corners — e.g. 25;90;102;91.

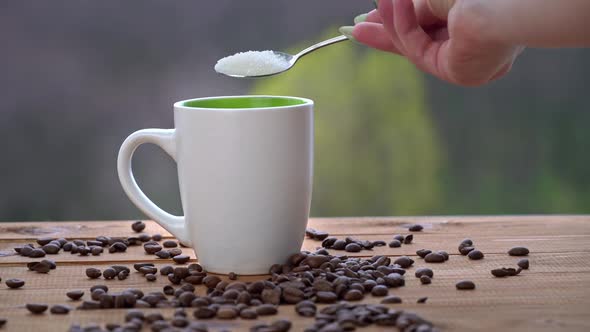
294;35;349;60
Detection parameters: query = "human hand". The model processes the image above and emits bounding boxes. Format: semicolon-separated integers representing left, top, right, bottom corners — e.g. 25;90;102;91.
348;0;525;87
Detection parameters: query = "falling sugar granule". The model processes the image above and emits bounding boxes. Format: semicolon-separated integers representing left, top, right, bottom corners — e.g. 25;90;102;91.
215;50;290;76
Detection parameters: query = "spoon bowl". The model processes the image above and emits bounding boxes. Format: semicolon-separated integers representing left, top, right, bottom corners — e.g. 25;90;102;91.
218;35;348;78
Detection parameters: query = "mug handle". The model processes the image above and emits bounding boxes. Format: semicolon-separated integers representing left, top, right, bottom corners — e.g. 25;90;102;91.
117;128;192;246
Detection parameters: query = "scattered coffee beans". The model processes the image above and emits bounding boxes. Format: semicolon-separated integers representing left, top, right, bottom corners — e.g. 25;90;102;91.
394;256;414;268
388;240;401;248
131;220;146;233
173;254;190;264
508;246;529;256
456;280;476;290
420;275;432;284
306;228;330;241
381;295;402;304
424;252;445;263
6;278;25;289
518;258;529;269
163;240;178;248
85;268;102;279
26;303;48;314
415;267;434;278
50;304;71;314
467;249;484;260
409;224;423;232
66;290;84;300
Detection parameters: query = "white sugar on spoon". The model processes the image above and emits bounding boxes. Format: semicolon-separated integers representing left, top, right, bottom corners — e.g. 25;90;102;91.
215;35;349;78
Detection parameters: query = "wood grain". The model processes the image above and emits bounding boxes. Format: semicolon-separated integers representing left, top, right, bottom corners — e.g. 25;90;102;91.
0;216;589;332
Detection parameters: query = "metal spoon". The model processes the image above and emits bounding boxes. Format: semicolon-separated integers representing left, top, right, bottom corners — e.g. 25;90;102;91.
219;35;349;78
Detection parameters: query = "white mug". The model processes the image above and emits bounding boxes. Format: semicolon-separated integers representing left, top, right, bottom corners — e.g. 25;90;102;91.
117;96;314;274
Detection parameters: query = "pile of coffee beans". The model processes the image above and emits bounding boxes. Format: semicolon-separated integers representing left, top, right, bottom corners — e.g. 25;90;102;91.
490;248;530;278
457;239;484;260
305;228;330;241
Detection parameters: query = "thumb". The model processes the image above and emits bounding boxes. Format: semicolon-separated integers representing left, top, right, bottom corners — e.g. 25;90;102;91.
426;0;455;20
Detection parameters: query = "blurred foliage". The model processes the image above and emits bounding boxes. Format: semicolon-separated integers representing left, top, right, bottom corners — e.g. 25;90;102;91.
252;30;442;216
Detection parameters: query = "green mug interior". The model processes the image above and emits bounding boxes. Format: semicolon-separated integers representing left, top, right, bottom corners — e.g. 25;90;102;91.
179;96;308;109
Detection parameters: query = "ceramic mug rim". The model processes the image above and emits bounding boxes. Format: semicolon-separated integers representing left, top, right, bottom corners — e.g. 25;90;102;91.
174;95;314;112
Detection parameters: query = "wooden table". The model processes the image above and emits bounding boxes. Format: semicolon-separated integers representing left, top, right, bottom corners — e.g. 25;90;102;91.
1;216;589;331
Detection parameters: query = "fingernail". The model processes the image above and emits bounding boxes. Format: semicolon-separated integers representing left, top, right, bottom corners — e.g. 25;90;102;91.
354;13;368;24
372;0;379;9
339;26;356;42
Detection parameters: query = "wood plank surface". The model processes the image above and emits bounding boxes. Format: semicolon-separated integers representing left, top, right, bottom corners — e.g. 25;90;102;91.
0;216;589;331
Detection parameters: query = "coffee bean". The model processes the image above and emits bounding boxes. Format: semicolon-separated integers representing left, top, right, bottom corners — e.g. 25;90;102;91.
343;289;364;301
456;280;476;290
203;275;222;289
344;243;362;252
19;246;34;257
216;306;238;319
78;300;101;310
409;224;423;232
111;242;128;253
29;249;46;258
417;296;428;303
424;252;445;263
26;303;48;314
373;240;387;247
154;250;170;259
393;234;405;243
91;247;103;256
467;250;484;260
226;272;237;280
420;275;432;284
460;246;475;255
332;240;346;250
102;268;117;280
261;287;281;305
381;295;402;304
171;317;189;327
117;270;129;280
29;261;51;273
491;268;510;278
518;258;529;269
85;268;102;279
403;234;414;244
193;306;216;319
321;237;337;248
91;289;105;301
508;246;529;256
152;234;163;241
144;243;162;254
66;290;84;300
159;265;174;276
6;278;25;289
256;304;278;316
143;273;156;282
415;267;434;278
416;249;432;258
394;256;414;268
270;319;292;332
138;234;151;242
238;308;257;319
37;238;54;246
168;248;183;257
42;244;60;254
131;220;146;233
173;254;190;264
0;318;6;328
315;291;338;303
388;240;401;248
163;240;178;248
460;238;473;246
313;231;330;241
371;285;388;297
50;304;71;314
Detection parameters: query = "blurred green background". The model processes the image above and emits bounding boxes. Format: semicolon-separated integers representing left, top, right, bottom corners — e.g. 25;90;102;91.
1;0;589;221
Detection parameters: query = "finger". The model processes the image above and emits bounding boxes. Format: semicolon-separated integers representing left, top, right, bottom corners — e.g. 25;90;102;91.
353;22;402;54
426;0;455;21
393;0;451;79
414;0;442;27
366;9;382;23
378;0;407;54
